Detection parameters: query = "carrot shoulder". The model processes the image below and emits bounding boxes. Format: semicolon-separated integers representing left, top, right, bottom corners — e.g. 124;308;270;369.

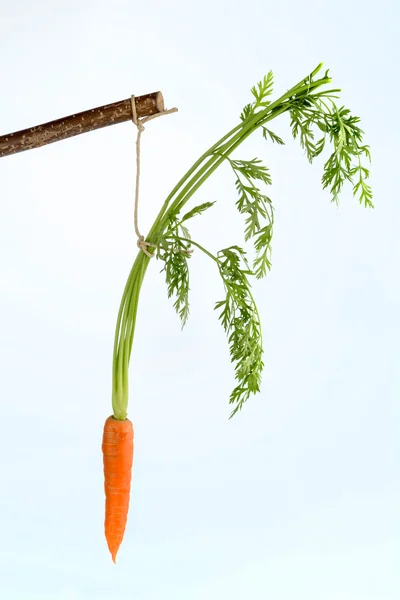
102;415;134;563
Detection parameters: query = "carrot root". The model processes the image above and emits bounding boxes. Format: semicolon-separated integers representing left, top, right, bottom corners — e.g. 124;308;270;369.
102;415;134;563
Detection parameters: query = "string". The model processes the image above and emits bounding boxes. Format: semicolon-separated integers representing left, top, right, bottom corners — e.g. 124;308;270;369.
130;95;178;257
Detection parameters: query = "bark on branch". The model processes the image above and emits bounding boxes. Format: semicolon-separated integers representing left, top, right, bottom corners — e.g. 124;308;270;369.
0;91;165;158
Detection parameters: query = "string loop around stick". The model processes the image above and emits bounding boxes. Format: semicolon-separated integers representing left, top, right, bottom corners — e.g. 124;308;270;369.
130;95;178;258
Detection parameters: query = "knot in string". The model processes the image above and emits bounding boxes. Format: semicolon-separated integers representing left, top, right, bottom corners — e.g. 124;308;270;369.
130;95;178;258
136;234;156;257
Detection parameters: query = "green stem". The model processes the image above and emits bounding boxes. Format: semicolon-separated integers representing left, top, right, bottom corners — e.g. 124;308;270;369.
111;64;333;420
112;252;149;419
169;235;219;263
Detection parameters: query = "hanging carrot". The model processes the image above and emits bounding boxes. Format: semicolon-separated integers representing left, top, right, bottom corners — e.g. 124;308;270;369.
102;415;134;563
104;63;373;561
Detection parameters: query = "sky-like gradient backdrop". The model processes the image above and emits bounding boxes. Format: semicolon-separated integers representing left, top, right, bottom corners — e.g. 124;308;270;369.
1;1;398;598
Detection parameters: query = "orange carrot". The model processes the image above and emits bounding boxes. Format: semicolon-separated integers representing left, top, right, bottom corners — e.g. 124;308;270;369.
102;415;134;563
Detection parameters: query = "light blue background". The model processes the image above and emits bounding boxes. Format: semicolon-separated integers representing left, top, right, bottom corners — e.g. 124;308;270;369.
0;1;398;598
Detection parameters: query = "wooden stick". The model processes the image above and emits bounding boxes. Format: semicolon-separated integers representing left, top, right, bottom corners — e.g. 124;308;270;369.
0;91;165;158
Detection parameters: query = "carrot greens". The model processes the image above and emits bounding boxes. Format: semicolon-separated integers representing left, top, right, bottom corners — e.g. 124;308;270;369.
111;63;373;420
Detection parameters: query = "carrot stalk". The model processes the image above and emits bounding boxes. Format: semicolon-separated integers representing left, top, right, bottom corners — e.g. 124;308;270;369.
102;415;134;563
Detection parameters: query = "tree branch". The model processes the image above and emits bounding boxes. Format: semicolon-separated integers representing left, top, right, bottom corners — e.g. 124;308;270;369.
0;91;165;158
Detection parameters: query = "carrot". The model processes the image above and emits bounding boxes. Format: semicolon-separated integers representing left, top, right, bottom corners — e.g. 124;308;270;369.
102;415;134;563
104;64;373;560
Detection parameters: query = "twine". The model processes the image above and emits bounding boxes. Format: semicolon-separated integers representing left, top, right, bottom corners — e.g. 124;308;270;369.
130;95;178;257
